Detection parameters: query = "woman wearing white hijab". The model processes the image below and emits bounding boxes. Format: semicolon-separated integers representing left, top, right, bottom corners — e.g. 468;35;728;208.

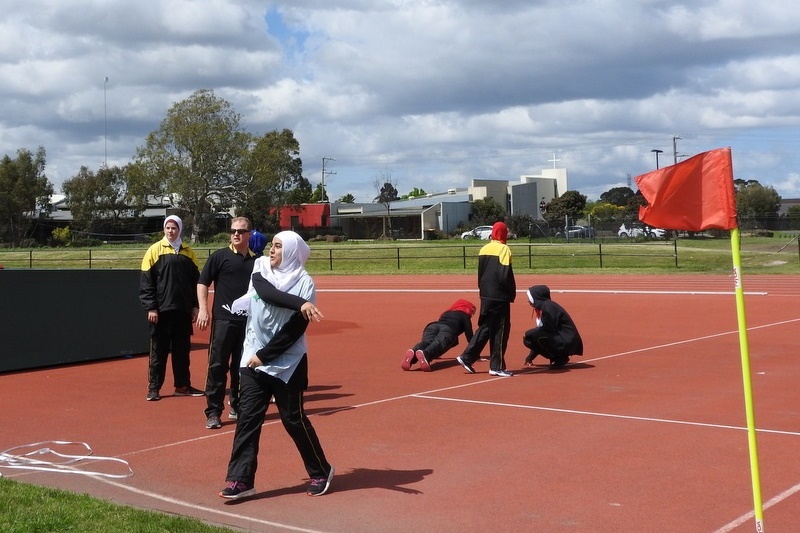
220;231;333;500
139;215;202;401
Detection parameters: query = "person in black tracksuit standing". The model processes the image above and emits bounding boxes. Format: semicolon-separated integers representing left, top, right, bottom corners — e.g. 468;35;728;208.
139;215;202;401
457;221;516;377
196;217;257;429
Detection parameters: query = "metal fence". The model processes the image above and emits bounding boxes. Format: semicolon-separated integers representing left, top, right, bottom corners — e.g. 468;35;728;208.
0;242;680;271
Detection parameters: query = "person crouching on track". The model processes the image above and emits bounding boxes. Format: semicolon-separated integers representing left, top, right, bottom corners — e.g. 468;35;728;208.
401;299;476;372
523;285;584;369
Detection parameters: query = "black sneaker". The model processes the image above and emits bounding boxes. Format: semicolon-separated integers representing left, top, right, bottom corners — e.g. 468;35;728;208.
456;356;475;374
489;369;513;377
206;415;222;429
228;408;238;421
307;466;335;496
219;481;255;499
146;390;161;401
174;386;204;397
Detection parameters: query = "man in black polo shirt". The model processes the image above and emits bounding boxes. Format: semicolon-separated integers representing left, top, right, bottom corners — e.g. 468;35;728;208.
197;217;257;429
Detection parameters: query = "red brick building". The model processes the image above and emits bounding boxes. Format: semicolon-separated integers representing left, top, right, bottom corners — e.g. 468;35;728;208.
276;203;331;231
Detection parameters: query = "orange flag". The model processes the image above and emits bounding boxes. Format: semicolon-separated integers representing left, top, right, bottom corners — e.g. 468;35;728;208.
635;147;737;231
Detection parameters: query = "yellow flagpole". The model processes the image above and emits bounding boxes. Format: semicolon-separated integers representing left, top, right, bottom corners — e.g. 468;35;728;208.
730;227;765;532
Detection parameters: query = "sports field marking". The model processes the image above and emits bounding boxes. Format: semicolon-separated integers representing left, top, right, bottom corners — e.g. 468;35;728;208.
94;476;331;533
317;289;768;295
711;481;800;533
411;394;800;437
579;316;800;364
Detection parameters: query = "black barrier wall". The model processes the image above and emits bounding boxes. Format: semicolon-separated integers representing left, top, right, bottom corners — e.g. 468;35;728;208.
0;270;149;372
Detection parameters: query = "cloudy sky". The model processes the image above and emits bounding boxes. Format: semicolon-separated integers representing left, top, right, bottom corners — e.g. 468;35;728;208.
3;0;800;203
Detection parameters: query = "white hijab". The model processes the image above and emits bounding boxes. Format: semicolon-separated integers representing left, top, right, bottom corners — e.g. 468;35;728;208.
164;215;183;251
230;230;310;314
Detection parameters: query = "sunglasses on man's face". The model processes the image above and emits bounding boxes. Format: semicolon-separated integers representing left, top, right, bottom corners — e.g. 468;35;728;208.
230;229;250;235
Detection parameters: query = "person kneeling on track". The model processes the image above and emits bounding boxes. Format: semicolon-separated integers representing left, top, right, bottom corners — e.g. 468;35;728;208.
522;285;583;369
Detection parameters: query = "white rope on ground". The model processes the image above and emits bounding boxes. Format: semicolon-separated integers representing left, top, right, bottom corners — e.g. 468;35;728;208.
0;441;133;479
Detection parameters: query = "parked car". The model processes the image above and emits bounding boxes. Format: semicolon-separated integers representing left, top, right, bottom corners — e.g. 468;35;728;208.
461;225;493;239
618;223;666;239
460;225;517;240
557;225;596;239
618;223;645;238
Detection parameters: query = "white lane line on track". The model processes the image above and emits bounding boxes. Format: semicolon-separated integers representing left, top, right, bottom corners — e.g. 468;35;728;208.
710;482;800;533
576;316;800;363
317;289;768;295
411;395;800;437
94;477;330;533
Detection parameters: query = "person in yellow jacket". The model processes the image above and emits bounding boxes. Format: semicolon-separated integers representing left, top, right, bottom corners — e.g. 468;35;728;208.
139;215;202;401
456;221;516;377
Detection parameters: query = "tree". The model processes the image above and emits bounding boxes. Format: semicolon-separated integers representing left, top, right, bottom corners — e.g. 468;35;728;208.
336;193;355;203
310;182;325;203
587;202;626;225
373;174;399;238
284;176;313;205
239;128;305;233
735;180;780;230
542;190;587;229
133;89;251;241
402;187;427;199
785;205;800;230
469;197;505;226
599;186;636;206
62;165;133;236
0;147;53;245
506;213;537;238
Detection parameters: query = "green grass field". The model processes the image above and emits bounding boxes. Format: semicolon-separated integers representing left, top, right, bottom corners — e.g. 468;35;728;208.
1;234;798;274
0;477;239;533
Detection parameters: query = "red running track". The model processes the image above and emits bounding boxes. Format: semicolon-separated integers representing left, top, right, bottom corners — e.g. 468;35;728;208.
2;274;799;532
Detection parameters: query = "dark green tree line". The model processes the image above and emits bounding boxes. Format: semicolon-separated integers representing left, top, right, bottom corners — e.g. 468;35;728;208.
0;147;53;245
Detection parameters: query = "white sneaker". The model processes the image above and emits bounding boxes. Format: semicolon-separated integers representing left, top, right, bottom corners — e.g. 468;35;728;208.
489;369;513;377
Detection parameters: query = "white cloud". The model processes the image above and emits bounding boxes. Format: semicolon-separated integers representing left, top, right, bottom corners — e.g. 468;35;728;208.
2;0;800;203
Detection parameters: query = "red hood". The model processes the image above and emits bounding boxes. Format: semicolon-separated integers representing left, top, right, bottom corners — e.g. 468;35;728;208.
491;222;508;244
446;299;476;317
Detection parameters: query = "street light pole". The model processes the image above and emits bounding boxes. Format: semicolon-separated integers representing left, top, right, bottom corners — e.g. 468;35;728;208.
651;149;663;169
103;76;109;168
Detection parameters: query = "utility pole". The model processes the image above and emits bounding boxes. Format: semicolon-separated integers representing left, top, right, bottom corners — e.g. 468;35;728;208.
672;135;681;165
321;157;336;203
104;76;109;168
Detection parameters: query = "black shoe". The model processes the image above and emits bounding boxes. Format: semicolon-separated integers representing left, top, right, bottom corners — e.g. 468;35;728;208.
456;356;475;374
307;466;335;496
549;357;569;369
206;415;222;429
219;481;255;499
146;390;161;401
175;386;204;397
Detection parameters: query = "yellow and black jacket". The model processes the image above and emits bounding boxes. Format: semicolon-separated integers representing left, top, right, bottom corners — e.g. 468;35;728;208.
477;240;516;303
139;238;200;313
